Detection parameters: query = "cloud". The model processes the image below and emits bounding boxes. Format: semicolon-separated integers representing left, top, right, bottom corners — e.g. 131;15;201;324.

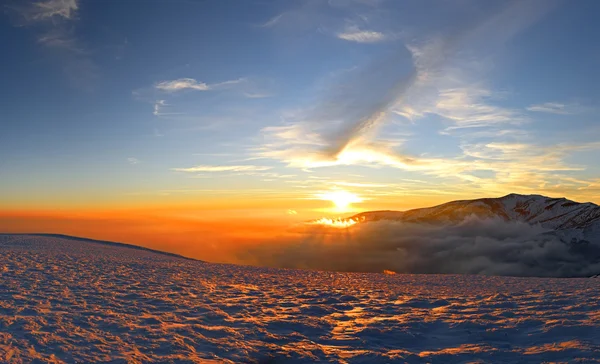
127;157;140;165
152;100;182;116
155;78;245;93
336;27;388;43
172;165;273;173
257;118;600;200
430;87;527;130
10;0;100;89
260;13;285;28
333;181;390;188
25;0;78;21
243;92;273;99
526;102;582;115
240;217;600;277
36;29;84;53
155;79;209;92
253;1;577;196
259;0;385;33
153;100;166;116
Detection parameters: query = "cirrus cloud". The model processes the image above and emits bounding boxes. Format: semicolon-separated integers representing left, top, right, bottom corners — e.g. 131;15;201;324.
526;102;584;115
172;165;273;173
155;78;246;93
336;27;388;43
24;0;78;21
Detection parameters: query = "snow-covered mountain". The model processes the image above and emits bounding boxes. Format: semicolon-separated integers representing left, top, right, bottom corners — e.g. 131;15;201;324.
351;194;600;242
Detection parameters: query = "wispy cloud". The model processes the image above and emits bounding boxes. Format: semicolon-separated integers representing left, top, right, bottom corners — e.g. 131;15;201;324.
151;100;183;116
127;157;140;165
24;0;78;21
333;181;390;188
260;13;285;28
153;100;166;116
10;0;100;88
259;0;386;43
156;78;210;92
243;92;273;99
36;29;83;53
256;0;556;172
250;1;600;198
155;78;245;93
336;27;388;43
526;102;582;115
427;86;527;131
172;165;273;173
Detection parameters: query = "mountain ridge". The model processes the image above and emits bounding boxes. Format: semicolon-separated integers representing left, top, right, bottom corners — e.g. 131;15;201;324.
0;233;200;261
350;193;600;242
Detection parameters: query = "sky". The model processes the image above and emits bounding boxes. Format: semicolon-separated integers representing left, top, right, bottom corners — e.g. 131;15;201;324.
1;0;599;260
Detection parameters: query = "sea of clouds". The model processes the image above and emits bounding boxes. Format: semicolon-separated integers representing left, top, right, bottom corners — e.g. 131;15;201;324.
241;217;600;277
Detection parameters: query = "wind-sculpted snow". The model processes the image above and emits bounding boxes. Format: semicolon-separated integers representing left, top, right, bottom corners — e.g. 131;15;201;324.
1;235;600;363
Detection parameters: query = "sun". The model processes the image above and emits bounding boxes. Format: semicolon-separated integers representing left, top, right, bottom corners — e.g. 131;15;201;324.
317;190;363;212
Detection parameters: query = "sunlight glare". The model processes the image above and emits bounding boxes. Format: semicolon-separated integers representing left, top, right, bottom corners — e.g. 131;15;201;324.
311;217;358;228
317;190;363;212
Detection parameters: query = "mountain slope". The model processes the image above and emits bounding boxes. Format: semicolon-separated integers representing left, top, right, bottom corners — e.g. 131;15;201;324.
351;194;600;242
0;233;198;261
1;234;600;362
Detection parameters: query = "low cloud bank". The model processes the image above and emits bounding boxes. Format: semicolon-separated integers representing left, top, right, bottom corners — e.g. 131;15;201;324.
241;216;600;277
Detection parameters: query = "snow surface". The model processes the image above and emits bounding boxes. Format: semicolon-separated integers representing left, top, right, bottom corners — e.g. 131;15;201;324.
1;234;600;363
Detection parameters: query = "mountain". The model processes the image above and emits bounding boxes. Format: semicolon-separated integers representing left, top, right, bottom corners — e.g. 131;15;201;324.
351;194;600;243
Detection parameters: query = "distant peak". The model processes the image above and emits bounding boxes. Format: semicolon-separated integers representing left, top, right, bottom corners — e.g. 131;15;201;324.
501;193;545;199
350;193;599;234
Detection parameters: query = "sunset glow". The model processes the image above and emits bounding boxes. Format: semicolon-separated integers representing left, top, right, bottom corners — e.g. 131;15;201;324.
0;0;598;264
2;1;600;362
311;217;358;228
317;191;363;212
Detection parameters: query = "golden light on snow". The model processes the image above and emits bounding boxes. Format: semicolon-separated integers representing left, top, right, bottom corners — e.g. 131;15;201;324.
317;190;363;212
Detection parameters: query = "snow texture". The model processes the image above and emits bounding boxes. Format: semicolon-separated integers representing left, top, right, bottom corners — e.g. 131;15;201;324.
1;234;600;363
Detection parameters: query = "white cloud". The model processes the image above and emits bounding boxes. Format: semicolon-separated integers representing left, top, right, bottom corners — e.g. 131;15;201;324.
151;100;183;116
172;165;273;173
258;0;384;37
336;28;387;43
155;78;209;92
12;0;99;89
430;86;527;130
526;102;581;115
252;0;600;200
260;13;285;28
29;0;78;20
155;78;245;93
255;34;527;171
36;29;82;52
213;78;246;88
153;100;165;116
127;157;140;165
243;92;273;99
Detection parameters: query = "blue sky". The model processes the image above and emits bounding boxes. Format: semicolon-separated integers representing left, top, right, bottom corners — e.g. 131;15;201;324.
1;0;599;211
